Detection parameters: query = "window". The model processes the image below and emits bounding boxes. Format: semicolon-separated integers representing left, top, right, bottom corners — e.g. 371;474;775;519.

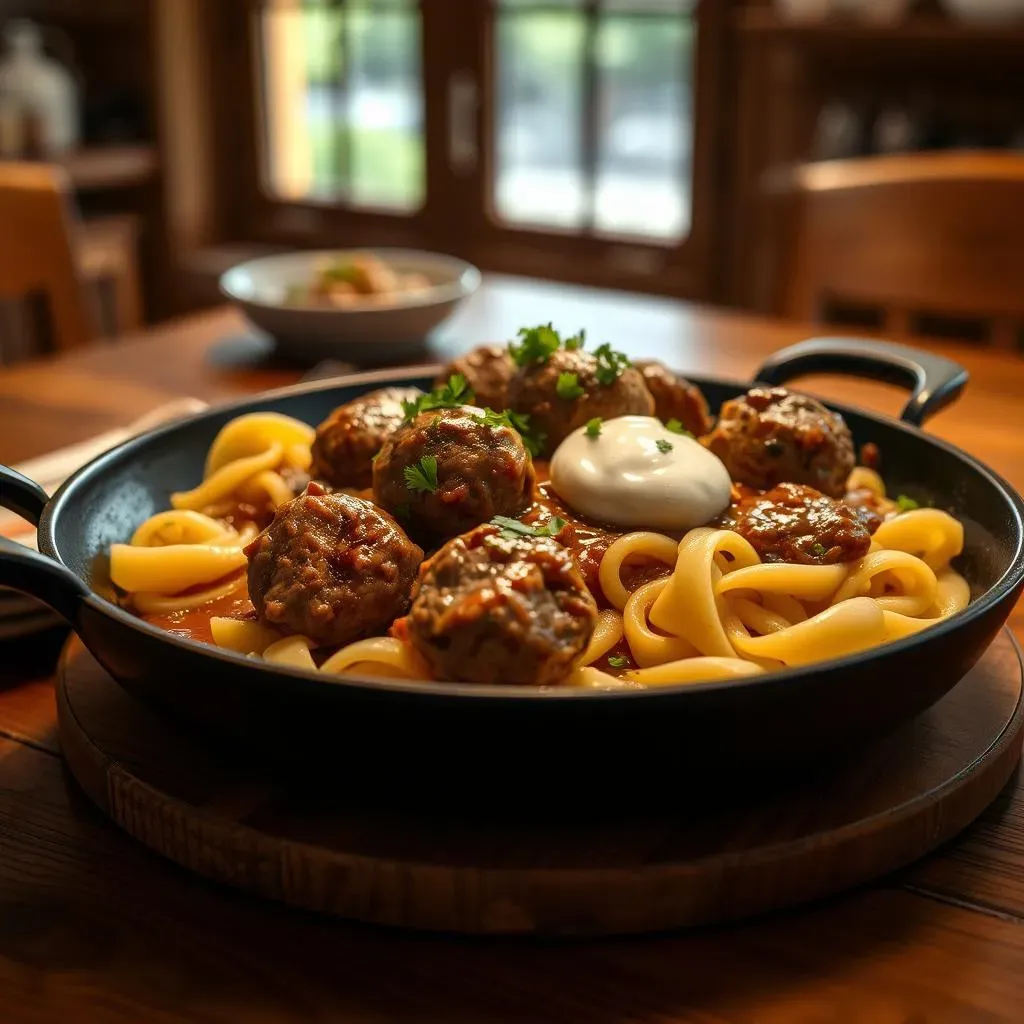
258;0;424;210
233;0;722;298
493;0;695;242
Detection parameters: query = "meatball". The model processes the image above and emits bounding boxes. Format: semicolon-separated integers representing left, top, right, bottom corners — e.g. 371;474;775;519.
719;482;872;564
311;387;422;490
704;386;855;498
403;524;598;685
506;348;654;454
634;359;713;437
436;345;514;412
373;407;536;541
245;482;422;647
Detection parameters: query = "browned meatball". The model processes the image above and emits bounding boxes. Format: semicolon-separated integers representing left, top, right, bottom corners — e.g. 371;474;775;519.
704;387;855;498
635;359;713;437
311;386;422;490
245;482;422;647
436;345;515;412
718;482;871;564
401;524;598;685
373;407;535;541
506;348;654;454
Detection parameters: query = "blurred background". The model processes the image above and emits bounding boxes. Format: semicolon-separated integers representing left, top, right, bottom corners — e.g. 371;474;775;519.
4;0;1024;357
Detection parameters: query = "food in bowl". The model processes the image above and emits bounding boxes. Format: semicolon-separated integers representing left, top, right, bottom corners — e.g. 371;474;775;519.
286;253;431;307
107;327;969;690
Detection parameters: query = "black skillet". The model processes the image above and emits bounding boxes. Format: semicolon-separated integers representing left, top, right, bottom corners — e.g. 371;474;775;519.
2;338;1022;799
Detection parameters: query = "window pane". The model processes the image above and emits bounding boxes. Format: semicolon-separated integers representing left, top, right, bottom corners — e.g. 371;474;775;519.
492;0;693;242
493;8;588;230
594;13;693;241
348;4;424;209
259;0;424;211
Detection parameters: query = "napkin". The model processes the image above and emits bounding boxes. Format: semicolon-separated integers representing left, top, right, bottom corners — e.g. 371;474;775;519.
0;397;208;551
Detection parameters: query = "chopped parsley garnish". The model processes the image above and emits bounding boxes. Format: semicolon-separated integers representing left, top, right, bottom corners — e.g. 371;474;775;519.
556;371;585;401
481;408;514;430
491;515;567;540
896;494;920;512
508;324;588;365
402;374;474;421
481;407;545;456
655;439;673;454
810;542;828;558
664;418;694;438
607;654;631;669
509;323;561;366
593;342;632;386
394;502;412;521
403;455;439;494
585;417;602;439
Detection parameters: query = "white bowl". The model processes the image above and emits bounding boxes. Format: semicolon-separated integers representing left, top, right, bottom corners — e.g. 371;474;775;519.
220;248;481;364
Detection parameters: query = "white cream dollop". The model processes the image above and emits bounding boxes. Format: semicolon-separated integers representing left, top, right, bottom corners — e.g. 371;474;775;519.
549;416;732;531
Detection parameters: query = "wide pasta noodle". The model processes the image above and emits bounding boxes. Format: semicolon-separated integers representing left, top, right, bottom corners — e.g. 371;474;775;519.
204;412;314;476
320;637;430;681
264;635;317;672
113;412;315;613
209;617;282;655
648;528;759;658
581;609;625;664
623;579;697;667
872;508;964;571
110;543;247;594
603;508;967;687
598;532;678;611
171;411;314;514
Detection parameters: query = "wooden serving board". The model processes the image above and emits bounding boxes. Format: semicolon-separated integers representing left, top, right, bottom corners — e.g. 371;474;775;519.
56;633;1024;936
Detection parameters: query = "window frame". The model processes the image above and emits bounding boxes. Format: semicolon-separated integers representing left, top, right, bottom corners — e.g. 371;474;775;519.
211;0;729;301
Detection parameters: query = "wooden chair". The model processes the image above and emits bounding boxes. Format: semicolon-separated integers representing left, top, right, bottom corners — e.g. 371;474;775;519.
0;161;95;357
75;213;144;338
770;152;1024;350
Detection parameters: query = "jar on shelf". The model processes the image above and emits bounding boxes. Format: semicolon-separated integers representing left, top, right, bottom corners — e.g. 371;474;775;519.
0;18;80;157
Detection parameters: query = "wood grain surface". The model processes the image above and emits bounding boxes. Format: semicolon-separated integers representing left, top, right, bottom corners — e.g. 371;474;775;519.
54;635;1024;936
4;280;1024;1018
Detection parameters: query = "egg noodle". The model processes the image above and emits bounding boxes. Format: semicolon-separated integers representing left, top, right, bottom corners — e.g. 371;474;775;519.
110;410;970;687
108;413;313;614
570;506;968;689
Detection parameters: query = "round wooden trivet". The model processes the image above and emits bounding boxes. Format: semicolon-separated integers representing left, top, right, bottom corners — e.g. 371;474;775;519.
56;633;1024;936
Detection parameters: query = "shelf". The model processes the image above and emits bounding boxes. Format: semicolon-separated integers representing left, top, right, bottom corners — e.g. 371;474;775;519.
736;9;1024;45
55;145;159;191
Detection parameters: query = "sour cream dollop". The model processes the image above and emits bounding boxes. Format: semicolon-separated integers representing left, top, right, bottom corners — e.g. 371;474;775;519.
549;416;732;530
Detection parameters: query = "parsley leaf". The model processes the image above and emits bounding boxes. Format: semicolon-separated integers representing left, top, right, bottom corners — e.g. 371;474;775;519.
491;515;567;540
664;418;694;438
896;494;920;512
479;407;545;457
509;323;561;366
402;374;475;421
564;329;586;351
607;654;631;669
593;342;632;386
656;439;673;454
556;371;585;401
585;417;602;439
403;455;439;494
810;542;828;558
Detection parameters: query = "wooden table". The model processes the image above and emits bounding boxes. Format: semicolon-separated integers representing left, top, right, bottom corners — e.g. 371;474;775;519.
2;275;1024;1022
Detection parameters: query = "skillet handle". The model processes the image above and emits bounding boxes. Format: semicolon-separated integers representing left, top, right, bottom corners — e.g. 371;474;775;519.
0;464;89;625
754;337;969;427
